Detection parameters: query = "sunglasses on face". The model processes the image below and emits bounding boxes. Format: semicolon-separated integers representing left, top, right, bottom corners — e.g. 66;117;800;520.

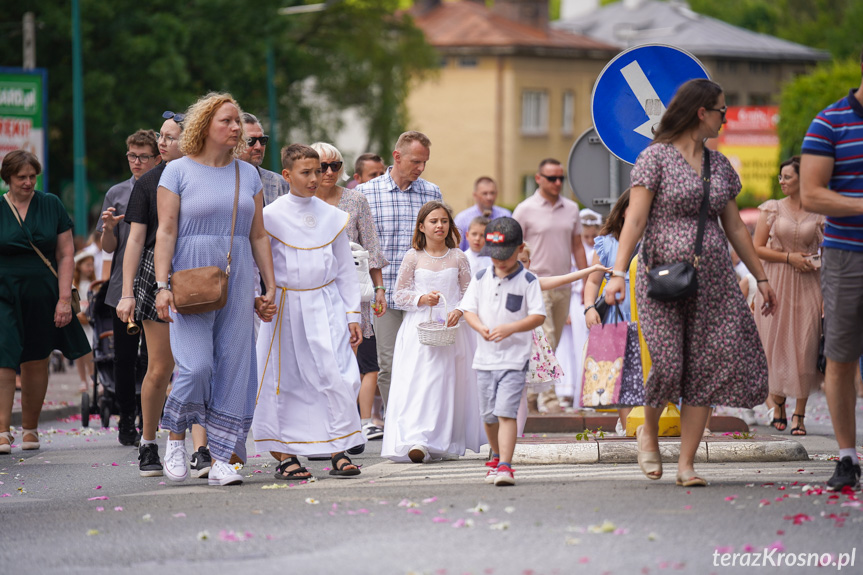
162;110;185;124
321;161;343;173
539;174;565;184
246;136;269;147
707;106;727;121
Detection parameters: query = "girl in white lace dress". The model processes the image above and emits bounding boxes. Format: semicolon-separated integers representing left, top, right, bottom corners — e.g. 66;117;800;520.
381;201;485;463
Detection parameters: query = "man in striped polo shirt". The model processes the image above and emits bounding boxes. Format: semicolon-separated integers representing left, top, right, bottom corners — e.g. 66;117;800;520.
800;50;863;492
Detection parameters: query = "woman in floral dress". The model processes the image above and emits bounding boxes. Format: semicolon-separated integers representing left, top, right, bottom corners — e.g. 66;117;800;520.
605;79;777;487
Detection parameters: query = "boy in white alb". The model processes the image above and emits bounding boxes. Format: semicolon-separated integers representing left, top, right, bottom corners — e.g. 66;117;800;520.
252;144;365;480
460;218;546;486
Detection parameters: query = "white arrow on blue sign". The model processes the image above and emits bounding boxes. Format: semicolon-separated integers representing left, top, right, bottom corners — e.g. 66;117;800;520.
591;44;710;165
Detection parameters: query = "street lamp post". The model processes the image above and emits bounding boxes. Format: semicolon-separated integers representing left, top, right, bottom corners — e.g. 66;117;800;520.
71;0;88;237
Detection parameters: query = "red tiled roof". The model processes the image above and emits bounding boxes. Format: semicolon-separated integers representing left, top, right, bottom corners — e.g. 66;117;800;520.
411;1;616;52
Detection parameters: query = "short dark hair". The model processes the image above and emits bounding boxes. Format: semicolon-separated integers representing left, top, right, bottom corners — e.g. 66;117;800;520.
126;129;159;156
281;143;319;171
242;112;260;126
779;155;800;175
1;150;42;185
537;158;561;172
473;176;495;189
354;152;383;176
469;216;490;230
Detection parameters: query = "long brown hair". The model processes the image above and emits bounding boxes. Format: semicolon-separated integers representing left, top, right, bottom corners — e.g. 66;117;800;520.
599;188;632;240
412;200;460;250
652;79;723;144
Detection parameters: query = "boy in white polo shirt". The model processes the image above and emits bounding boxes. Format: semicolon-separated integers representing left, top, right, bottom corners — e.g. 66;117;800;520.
460;218;546;486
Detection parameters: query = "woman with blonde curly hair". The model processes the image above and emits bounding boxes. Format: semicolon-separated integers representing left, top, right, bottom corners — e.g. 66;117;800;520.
154;92;277;486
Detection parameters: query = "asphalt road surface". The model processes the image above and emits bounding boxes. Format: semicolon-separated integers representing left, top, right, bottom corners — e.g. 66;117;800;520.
1;414;860;575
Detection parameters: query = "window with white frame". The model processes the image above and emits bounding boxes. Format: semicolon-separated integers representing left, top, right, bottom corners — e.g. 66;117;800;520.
561;91;575;136
521;90;548;136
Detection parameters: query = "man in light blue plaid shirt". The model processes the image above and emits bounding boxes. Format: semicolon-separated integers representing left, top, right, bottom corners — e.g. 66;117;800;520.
357;131;442;408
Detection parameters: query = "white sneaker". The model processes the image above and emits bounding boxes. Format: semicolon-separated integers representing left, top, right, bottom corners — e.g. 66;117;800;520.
208;459;243;486
164;440;188;482
615;419;626;436
484;468;497;484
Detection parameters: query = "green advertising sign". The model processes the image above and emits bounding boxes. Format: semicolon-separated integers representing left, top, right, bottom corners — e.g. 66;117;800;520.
0;68;48;192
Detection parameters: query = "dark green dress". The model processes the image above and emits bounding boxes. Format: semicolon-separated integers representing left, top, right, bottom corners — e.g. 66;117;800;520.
0;191;90;368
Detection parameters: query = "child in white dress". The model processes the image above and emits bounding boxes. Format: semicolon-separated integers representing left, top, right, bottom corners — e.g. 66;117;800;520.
252;144;365;480
381;201;485;463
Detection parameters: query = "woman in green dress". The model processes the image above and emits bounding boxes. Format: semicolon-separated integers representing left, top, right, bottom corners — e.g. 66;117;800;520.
0;150;90;454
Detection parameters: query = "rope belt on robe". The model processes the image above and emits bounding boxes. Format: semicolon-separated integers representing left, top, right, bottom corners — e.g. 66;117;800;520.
256;279;336;402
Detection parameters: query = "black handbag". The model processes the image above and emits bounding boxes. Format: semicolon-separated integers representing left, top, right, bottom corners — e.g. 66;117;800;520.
595;242;641;321
646;149;711;302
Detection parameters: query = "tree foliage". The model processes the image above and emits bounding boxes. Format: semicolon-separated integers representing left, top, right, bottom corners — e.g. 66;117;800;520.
777;59;860;161
688;0;863;60
1;1;437;223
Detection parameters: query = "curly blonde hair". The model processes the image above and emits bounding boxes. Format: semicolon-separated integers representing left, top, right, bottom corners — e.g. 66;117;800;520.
179;92;248;158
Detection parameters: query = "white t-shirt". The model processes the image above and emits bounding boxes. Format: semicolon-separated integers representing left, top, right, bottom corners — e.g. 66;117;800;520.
462;248;492;276
459;262;546;371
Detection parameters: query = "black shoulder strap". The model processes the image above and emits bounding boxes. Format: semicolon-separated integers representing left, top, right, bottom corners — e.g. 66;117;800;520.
693;149;711;261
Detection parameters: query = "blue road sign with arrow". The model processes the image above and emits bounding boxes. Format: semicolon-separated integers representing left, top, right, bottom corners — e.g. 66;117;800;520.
591;44;709;165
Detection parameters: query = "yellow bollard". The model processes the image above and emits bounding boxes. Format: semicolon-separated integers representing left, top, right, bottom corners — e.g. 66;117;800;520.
624;403;681;437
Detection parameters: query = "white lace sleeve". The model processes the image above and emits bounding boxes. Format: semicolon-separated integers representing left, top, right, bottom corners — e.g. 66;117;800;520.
455;250;472;306
393;249;422;311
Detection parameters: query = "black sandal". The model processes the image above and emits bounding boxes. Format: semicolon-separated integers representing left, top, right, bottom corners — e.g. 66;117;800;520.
771;399;787;432
329;452;361;478
274;457;312;481
790;413;807;436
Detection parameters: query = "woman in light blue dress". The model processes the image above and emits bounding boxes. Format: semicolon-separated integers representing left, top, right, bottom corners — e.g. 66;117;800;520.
154;93;276;486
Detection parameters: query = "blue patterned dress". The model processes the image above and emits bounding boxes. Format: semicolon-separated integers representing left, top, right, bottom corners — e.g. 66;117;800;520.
158;158;262;462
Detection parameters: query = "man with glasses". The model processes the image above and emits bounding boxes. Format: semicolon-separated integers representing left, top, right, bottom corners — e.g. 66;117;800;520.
238;113;289;205
513;158;588;413
97;129;161;446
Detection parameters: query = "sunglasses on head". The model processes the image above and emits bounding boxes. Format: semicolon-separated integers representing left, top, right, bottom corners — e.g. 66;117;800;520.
162;110;185;124
539;174;565;183
321;161;343;173
246;136;269;146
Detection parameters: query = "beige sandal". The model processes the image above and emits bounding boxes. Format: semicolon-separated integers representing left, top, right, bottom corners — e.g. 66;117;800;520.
0;431;12;454
636;425;662;480
676;470;708;487
21;428;39;451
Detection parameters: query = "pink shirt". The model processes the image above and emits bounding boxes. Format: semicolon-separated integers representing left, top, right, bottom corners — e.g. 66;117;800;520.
512;190;583;277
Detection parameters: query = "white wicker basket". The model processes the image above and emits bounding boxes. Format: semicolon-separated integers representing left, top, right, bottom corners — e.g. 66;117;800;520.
417;293;459;347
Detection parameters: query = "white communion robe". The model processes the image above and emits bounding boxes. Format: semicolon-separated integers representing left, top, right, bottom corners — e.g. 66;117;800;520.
251;193;365;456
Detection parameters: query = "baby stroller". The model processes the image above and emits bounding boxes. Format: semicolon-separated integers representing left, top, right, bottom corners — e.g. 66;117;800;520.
80;279;143;428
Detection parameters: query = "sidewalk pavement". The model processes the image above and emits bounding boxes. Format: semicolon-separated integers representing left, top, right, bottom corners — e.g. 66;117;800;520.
15;367;863;465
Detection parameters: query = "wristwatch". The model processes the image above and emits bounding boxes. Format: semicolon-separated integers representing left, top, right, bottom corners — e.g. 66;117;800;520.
611;270;626;279
156;281;170;291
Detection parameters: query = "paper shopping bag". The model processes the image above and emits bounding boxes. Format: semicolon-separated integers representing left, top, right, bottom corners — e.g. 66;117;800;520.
580;306;628;408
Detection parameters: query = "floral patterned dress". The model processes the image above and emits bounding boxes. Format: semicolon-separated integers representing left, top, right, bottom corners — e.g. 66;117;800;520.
526;327;563;393
630;143;768;408
337;188;388;337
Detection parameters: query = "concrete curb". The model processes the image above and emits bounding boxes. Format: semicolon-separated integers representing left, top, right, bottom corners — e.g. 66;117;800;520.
513;437;809;465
